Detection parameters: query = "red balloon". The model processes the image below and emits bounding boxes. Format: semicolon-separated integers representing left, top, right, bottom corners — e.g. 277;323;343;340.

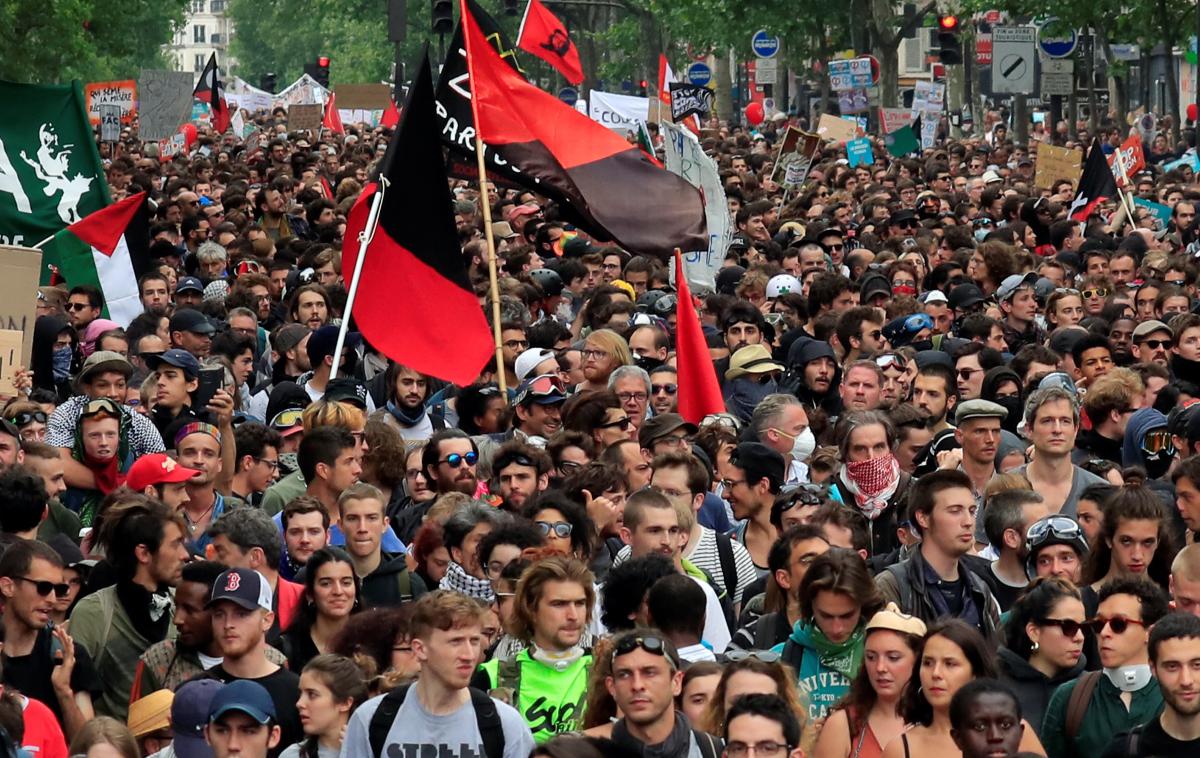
1188;103;1199;122
178;122;198;146
745;102;765;126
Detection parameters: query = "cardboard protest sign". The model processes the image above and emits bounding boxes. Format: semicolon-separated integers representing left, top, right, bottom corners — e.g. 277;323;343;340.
0;330;22;397
287;104;324;131
847;138;874;167
1107;136;1145;187
138;70;195;141
771;127;822;187
334;84;392;110
0;246;42;369
879;107;915;135
660;121;729;291
83;80;136;125
226;76;274;112
816;113;860;144
1033;144;1082;189
98;105;122;142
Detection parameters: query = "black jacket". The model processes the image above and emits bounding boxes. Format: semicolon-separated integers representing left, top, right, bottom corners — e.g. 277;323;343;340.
360;553;428;609
831;472;913;559
997;645;1087;737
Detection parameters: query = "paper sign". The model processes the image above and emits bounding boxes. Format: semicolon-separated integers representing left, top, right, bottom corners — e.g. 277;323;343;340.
98;105;122;142
879;107;915;135
911;81;944;118
828;58;873;91
83;80;137;125
660;122;729;291
588;91;650;132
1033;144;1083;190
772;127;822;187
1163;150;1200;174
816;113;860;144
287;103;324;131
1107;136;1146;187
157;133;188;163
1133;197;1172;230
0;246;42;370
847;138;874;167
838;89;869;114
274;74;329;107
0;330;21;398
920;117;939;149
138;70;196;141
334;84;392;110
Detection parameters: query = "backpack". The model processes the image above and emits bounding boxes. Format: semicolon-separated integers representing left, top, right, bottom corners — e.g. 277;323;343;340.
1064;670;1102;744
395;568;413;603
1122;723;1145;756
780;637;806;674
714;530;739;606
367;684;505;758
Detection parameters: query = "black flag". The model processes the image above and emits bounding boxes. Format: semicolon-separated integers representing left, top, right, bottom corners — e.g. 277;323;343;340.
1068;138;1119;221
668;83;714;122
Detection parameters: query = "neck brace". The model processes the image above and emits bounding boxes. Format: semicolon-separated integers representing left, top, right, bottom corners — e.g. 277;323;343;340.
1104;663;1153;692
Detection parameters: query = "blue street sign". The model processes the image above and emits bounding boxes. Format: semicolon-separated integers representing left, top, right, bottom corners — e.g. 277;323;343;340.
751;30;780;59
1037;18;1078;59
687;62;713;86
558;87;579;105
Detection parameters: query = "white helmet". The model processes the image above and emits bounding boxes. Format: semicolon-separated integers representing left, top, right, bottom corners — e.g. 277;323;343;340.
766;274;801;299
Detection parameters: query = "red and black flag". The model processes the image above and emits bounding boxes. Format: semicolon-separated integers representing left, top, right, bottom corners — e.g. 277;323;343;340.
193;53;231;134
517;0;584;85
460;0;706;258
341;53;493;386
1069;138;1119;222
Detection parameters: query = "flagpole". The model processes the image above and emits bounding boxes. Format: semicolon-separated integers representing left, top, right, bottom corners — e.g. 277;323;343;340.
330;178;388;382
1114;149;1138;222
516;0;533;45
475;140;508;397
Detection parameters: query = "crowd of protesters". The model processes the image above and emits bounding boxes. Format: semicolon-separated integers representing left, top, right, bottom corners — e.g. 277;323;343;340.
4;103;1200;758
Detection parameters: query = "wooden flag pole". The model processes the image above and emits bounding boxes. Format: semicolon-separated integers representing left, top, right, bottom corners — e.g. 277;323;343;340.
474;140;508;397
330;178;387;381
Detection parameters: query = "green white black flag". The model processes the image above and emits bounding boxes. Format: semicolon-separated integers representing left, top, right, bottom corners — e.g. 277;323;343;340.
0;80;110;281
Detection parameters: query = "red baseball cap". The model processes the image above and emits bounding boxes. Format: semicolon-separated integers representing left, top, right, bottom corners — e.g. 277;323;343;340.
127;453;200;491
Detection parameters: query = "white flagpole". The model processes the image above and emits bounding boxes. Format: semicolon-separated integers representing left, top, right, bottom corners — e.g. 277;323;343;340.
329;177;388;381
516;0;533;44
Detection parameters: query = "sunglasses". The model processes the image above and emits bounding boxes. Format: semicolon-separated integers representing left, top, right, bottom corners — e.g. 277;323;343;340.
15;576;70;597
65;303;92;312
535;520;573;538
651;383;678;395
598;416;632;431
895;220;919;229
1038;618;1085;637
1138;340;1170;350
439;452;479;468
1081;288;1110;299
611;634;670;666
1085;615;1145;635
722;649;782;663
9;411;47;427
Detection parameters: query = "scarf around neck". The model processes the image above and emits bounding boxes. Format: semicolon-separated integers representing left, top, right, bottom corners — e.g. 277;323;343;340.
438;561;495;603
840;455;901;519
386;400;427;428
611;710;693;758
792;620;866;680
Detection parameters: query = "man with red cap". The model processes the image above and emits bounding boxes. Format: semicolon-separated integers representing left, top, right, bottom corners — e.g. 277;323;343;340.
126;453;201;512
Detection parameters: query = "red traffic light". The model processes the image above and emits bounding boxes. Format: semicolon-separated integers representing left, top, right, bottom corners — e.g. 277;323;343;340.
938;14;959;31
318;56;330;67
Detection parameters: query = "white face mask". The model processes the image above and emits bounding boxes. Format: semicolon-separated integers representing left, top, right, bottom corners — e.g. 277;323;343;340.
792;427;817;463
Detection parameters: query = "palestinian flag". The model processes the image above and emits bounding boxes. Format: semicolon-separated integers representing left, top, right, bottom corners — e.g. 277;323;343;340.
40;192;152;327
194;53;231;134
1069;138;1119;222
341;54;493;386
517;0;584;85
460;0;706;258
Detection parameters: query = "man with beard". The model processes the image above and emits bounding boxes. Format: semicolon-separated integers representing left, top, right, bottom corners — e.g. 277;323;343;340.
648;365;679;416
378;362;446;442
175;423;236;553
493;442;551;511
913;363;958;434
425;429;480;496
511;374;566;445
717;305;767;386
139;272;172;315
835;307;886;365
132;561;287;695
474;557;596;742
978;490;1047;611
787;340;842;417
718;442;783;573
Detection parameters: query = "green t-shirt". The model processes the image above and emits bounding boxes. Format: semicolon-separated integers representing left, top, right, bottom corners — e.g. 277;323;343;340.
477;650;592;743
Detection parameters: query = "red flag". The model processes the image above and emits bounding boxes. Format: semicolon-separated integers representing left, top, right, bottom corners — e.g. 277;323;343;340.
192;53;230;134
323;93;344;134
1069;139;1119;222
674;251;724;423
461;0;706;258
341;55;493;385
381;99;400;128
517;0;584;85
1107;135;1145;187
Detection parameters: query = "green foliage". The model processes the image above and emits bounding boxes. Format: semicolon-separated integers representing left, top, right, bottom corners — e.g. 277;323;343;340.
0;0;188;83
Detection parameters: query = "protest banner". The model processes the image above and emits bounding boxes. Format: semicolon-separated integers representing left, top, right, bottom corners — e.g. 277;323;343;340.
1107;136;1145;187
0;329;21;398
1163;149;1200;174
838;89;869;114
771;127;822;187
226;76;274;112
83;80;136;125
98;105;122;142
588;91;649;132
847;138;874;167
0;246;42;368
287;104;324;131
1133;197;1172;230
828;58;873;91
878;107;915;135
911;81;944;118
816;113;860;144
660;121;729;291
138;70;195;141
274;74;330;107
334;84;392;110
1033;144;1082;189
157;133;188;162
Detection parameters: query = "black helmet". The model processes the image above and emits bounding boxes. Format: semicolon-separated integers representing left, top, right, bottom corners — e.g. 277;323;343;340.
528;268;564;298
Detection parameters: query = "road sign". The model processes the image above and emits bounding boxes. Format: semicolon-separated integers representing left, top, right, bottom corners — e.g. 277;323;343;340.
976;34;993;65
1040;59;1073;96
558;87;579;105
755;57;778;85
686;62;712;86
1037;19;1078;58
992;26;1037;94
751;30;780;58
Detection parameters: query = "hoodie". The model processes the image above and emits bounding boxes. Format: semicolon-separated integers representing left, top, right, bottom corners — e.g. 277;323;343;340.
770;621;863;720
1122;408;1171;479
31;315;75;400
359;552;428;609
997;646;1087;737
784;339;843;417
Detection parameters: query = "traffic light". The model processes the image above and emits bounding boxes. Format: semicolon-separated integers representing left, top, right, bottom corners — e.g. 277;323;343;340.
315;56;330;88
432;0;453;34
937;15;962;64
261;72;277;92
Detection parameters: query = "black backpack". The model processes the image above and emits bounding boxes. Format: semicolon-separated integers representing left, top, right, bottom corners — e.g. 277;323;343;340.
368;684;505;758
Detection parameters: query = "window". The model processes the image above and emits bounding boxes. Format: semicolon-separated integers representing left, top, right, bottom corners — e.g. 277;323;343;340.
193;24;206;42
191;0;205;12
211;32;222;43
195;54;207;72
210;0;225;11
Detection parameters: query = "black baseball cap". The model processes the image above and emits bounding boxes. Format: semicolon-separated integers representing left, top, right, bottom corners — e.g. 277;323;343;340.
948;283;986;311
145;348;201;379
324;377;369;409
306;325;362;365
169;309;216;336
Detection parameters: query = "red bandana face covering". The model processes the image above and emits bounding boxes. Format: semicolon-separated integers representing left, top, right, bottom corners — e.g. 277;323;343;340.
892;285;917;297
844;454;901;519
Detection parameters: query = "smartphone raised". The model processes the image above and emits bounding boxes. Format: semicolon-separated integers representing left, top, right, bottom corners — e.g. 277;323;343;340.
192;367;225;410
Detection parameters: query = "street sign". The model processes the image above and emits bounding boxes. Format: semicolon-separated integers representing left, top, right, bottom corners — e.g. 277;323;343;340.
1040;59;1073;96
1037;18;1078;58
686;62;712;86
1110;43;1140;61
828;58;872;90
976;34;993;65
558;87;579;105
992;26;1037;95
751;30;781;58
755;57;778;85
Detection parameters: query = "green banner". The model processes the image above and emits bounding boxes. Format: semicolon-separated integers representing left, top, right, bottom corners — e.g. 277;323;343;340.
0;80;111;282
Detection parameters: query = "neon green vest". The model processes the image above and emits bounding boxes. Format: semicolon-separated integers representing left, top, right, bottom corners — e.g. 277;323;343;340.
479;649;593;743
